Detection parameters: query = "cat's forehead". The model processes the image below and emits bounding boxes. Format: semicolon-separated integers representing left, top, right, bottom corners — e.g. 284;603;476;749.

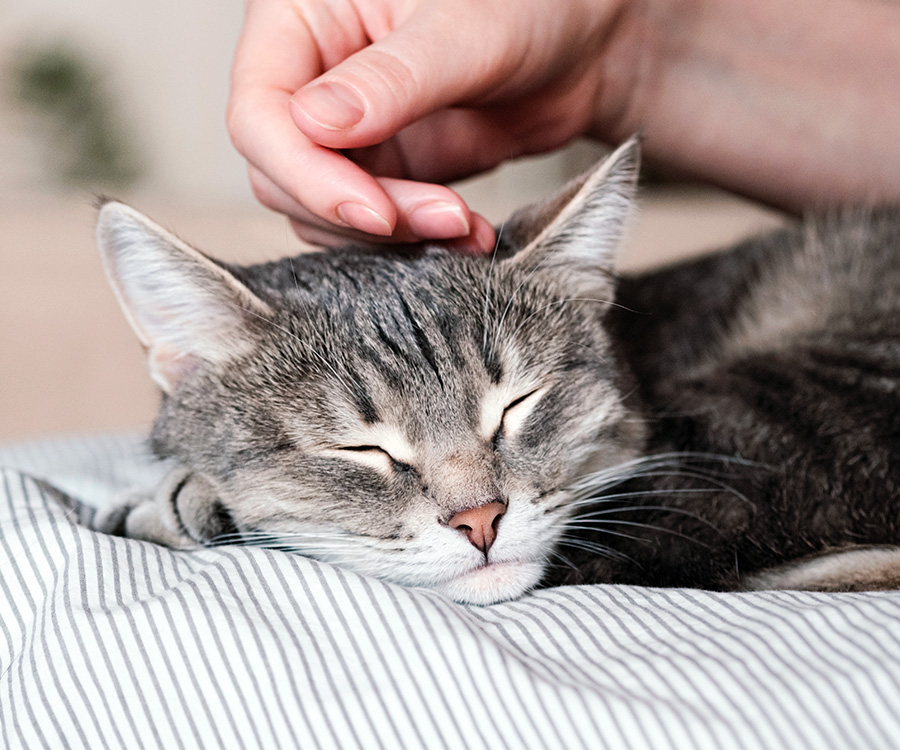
252;248;483;420
277;245;486;303
262;248;495;372
261;244;562;338
243;243;610;443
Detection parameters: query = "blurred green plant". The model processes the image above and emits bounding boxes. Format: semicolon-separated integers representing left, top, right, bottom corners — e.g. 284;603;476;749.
12;42;143;189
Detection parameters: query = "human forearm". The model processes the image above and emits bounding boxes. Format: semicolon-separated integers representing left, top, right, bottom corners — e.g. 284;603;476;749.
601;0;900;210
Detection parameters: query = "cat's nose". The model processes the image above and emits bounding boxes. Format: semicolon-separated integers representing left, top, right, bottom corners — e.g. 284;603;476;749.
448;502;506;555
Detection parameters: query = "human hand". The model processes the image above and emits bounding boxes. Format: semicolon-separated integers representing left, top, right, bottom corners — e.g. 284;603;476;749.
227;0;635;251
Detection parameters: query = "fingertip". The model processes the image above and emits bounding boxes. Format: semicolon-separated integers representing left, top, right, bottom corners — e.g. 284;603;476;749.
444;214;496;255
471;214;497;253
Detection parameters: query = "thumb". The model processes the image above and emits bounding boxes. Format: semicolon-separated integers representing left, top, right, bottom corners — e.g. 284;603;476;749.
289;4;517;150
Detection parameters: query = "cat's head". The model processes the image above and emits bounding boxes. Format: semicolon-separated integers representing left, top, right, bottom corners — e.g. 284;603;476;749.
97;139;645;605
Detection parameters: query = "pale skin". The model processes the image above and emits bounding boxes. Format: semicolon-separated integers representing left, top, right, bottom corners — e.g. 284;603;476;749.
227;0;900;253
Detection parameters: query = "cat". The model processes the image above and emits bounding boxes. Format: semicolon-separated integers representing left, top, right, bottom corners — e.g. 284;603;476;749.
93;138;900;605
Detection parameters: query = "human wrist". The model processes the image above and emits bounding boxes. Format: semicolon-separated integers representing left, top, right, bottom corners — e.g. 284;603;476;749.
585;0;697;143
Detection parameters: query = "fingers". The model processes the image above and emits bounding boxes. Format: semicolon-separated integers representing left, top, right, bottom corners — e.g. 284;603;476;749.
383;178;496;251
251;164;496;251
229;0;398;236
230;0;499;244
289;2;520;150
232;92;397;234
290;213;496;254
229;8;395;232
444;214;497;255
237;96;499;248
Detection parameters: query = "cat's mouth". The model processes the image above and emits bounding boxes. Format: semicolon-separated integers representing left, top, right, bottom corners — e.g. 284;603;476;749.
433;559;545;606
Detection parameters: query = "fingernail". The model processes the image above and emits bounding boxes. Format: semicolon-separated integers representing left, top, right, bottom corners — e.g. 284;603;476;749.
445;215;497;255
291;82;365;131
336;202;394;236
471;215;497;253
408;201;470;239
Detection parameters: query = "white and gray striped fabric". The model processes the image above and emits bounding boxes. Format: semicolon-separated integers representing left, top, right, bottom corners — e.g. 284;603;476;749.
2;433;899;749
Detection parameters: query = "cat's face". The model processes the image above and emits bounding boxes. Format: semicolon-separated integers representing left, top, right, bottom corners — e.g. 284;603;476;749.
97;139;645;605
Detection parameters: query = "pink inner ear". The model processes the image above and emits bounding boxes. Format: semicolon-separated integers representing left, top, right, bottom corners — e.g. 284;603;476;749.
148;344;200;393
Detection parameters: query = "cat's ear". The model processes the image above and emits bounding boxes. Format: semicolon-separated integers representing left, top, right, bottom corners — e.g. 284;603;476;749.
96;201;273;393
503;137;639;293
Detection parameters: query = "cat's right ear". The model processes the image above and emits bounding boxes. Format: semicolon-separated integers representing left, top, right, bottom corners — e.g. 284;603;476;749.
502;137;640;294
96;201;273;393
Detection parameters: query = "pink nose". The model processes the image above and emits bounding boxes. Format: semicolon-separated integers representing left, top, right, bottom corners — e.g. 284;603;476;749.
448;502;507;555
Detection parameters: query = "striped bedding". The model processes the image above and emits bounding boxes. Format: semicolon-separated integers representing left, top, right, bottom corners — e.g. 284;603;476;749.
2;433;899;749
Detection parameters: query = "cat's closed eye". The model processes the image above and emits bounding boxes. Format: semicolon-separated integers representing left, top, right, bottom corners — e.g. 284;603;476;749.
494;388;545;442
337;445;414;474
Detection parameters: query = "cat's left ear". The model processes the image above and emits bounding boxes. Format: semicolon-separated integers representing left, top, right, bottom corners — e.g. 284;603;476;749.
503;137;640;294
96;201;273;393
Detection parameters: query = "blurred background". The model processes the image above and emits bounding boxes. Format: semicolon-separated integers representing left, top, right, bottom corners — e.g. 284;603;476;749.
0;0;783;444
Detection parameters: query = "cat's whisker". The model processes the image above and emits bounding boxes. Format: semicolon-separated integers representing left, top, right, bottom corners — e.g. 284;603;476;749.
580;475;754;512
481;220;505;355
558;525;654;545
572;450;765;480
566;452;763;510
568;470;688;498
572;456;684;487
250;540;371;551
241;537;381;550
559;519;714;548
568;503;720;527
208;529;394;555
216;539;367;554
565;487;725;508
547;549;580;573
211;529;354;541
554;536;639;567
239;539;377;559
215;539;368;551
633;470;756;510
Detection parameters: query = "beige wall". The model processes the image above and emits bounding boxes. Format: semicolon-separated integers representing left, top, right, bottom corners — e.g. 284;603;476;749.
2;0;248;200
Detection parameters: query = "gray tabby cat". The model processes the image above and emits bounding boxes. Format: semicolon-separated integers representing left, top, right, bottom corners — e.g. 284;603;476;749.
94;139;900;605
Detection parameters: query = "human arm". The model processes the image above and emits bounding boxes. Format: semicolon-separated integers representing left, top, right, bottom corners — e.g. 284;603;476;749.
615;0;900;213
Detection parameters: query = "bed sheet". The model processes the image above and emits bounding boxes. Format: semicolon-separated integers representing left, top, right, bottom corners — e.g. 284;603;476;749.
1;433;898;750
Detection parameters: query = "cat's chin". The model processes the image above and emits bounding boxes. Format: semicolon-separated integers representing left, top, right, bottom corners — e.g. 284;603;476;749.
434;561;545;606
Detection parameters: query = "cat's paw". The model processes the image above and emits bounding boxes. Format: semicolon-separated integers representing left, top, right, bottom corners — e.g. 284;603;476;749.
93;491;145;537
93;468;203;550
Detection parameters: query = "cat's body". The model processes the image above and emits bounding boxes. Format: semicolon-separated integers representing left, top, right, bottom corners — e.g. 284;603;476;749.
95;140;900;604
547;210;900;591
